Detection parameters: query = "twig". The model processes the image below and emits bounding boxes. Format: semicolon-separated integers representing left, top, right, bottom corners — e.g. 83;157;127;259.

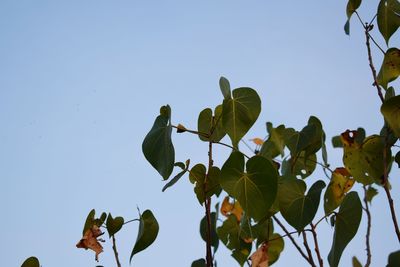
384;184;400;243
273;215;314;266
205;141;214;267
302;231;317;267
111;235;122;267
362;186;372;267
212;141;251;159
310;223;324;267
355;11;385;55
123;218;140;225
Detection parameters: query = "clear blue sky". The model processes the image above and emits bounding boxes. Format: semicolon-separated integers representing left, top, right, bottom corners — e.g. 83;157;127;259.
1;1;399;266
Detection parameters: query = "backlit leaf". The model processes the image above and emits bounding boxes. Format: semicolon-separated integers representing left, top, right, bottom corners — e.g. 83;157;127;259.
268;234;284;265
189;164;222;204
377;0;400;44
222;87;261;148
130;210;159;263
142;105;175;180
365;186;378;202
278;179;326;231
220;152;278;221
352;256;362;267
324;168;355;215
260;123;286;159
344;0;362;34
328;192;362;267
21;257;40;267
381;95;400;137
377;48;400;88
341;130;390;184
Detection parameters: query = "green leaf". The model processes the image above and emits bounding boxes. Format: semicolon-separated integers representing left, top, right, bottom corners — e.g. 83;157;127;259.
278;180;326;231
142;105;175;180
106;213;124;237
352;256;362;267
378;0;400;44
366;186;379;202
387;250;400;267
198;105;226;142
200;212;219;252
219;76;231;100
130;210;159;263
344;0;362;34
268;233;285;265
328;192;362;267
220;152;278;221
260;123;286;159
381;95;400;137
253;217;274;246
162;160;190;192
332;136;343;148
386;86;396;100
341;131;390;184
324;168;355;215
378;48;400;88
346;0;362;18
82;209;106;235
222;87;261;148
281;152;317;179
189;164;221;204
21;257;40;267
191;259;206;267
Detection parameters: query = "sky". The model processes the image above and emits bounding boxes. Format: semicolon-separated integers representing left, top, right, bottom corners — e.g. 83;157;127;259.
0;0;399;266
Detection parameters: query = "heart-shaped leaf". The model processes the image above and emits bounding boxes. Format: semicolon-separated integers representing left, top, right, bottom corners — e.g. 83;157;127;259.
328;192;362;267
378;0;400;44
378;48;400;88
106;213;124;237
222;87;261;148
142;105;175;180
278;179;325;231
130;210;159;263
341;130;390;184
189;164;221;204
21;257;40;267
220;152;278;221
198;105;225;142
381;95;400;137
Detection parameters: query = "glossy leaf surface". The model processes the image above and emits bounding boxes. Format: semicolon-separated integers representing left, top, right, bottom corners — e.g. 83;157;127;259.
222;87;261;148
142;105;174;180
130;210;159;263
328;192;362;267
278;179;326;231
220;152;278;221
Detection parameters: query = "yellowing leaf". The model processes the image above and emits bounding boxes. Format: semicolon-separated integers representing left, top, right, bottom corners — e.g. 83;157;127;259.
220;196;243;221
250;243;269;267
324;168;355;214
76;225;104;261
251;138;265;146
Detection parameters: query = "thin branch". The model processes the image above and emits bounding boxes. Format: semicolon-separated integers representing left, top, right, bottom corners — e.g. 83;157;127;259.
205;140;214;267
212;141;251;159
273;215;314;266
310;223;324;267
355;11;385;55
362;186;372;267
123;218;140;225
302;231;317;267
267;229;312;243
384;184;400;243
171;125;209;138
111;235;122;267
314;212;334;229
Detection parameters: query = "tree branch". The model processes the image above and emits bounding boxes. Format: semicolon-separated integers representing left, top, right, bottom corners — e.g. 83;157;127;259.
384;184;400;243
302;231;317;267
362;186;372;267
273;215;314;266
111;235;122;267
310;223;324;267
205;140;214;267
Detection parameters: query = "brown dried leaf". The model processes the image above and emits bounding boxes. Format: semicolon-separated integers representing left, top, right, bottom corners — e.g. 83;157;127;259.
250;138;265;146
76;225;104;261
250;243;269;267
220;196;243;221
